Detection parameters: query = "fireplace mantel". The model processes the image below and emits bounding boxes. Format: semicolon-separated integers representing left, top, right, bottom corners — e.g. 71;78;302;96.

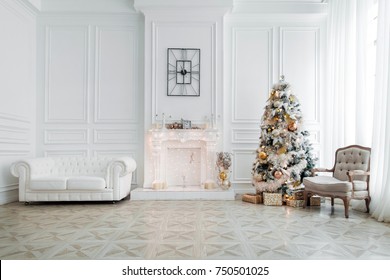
149;128;219;143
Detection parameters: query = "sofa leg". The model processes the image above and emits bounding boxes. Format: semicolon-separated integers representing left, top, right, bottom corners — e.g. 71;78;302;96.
24;202;30;205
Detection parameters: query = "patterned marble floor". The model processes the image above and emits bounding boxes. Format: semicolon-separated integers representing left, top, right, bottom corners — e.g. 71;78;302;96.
1;196;390;260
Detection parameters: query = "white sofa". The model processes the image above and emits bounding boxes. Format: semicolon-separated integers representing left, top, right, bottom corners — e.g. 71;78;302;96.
10;156;137;203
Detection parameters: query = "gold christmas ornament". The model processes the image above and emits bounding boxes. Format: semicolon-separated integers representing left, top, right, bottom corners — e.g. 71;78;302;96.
277;146;287;155
259;152;267;160
288;122;297;131
274;170;283;179
219;171;227;180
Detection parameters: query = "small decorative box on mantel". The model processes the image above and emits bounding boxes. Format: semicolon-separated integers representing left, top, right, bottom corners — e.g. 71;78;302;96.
242;193;262;204
263;193;282;206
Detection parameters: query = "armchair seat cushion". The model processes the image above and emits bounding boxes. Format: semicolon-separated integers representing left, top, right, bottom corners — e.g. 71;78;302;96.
30;177;67;190
67;176;106;190
303;176;352;193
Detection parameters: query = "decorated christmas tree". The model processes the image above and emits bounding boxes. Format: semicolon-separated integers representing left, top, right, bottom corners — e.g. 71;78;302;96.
252;76;316;194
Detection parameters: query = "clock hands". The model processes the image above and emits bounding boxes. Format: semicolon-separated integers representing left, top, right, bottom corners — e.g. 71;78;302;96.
179;64;188;76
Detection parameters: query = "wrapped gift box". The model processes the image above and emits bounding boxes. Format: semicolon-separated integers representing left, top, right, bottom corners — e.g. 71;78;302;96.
310;195;321;206
263;193;282;206
242;193;262;204
286;199;305;208
292;191;304;200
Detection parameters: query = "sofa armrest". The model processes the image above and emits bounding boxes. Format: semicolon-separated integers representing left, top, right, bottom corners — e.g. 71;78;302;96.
107;157;137;176
106;157;137;189
10;158;55;201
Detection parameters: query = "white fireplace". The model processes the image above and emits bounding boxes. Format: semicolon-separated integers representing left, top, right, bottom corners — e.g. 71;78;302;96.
131;128;235;200
148;128;218;189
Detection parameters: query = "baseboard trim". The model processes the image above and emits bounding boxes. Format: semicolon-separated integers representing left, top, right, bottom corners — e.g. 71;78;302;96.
0;184;18;205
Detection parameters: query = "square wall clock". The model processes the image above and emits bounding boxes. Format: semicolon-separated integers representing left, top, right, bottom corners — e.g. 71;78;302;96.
167;48;200;96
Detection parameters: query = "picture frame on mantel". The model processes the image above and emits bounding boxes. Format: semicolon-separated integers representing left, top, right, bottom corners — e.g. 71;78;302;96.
167;48;200;96
182;119;192;129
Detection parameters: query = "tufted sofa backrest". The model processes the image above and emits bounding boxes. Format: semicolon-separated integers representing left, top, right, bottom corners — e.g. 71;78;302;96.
50;156;114;177
333;146;371;181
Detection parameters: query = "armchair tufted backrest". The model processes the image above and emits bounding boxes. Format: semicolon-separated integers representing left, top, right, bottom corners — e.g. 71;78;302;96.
333;145;371;181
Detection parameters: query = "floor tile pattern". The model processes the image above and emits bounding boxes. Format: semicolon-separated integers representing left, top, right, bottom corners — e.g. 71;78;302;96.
1;197;390;260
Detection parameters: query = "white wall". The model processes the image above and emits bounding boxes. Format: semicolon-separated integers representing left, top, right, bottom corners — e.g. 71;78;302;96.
0;0;36;204
36;12;143;186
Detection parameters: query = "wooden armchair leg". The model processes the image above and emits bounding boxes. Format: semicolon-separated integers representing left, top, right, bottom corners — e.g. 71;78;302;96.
331;197;334;206
342;197;350;218
303;191;308;208
365;197;371;213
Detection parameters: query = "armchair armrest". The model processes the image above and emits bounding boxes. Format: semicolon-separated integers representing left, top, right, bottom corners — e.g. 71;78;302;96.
346;170;370;181
311;168;333;175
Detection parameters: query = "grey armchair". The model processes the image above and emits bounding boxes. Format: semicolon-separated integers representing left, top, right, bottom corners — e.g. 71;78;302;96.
303;145;371;218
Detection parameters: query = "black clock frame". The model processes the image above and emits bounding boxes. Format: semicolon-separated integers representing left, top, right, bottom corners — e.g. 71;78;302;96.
167;48;200;97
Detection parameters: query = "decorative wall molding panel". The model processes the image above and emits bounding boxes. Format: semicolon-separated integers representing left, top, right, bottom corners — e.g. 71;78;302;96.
93;129;138;144
0;112;30;124
280;26;320;125
232;128;260;144
0;113;31;145
44;129;88;144
232;149;256;182
94;25;138;124
44;150;88;157
44;25;89;123
231;27;273;124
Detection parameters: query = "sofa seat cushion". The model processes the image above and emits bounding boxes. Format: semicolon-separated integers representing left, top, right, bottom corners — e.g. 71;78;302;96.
66;176;106;190
303;176;352;193
30;177;67;190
